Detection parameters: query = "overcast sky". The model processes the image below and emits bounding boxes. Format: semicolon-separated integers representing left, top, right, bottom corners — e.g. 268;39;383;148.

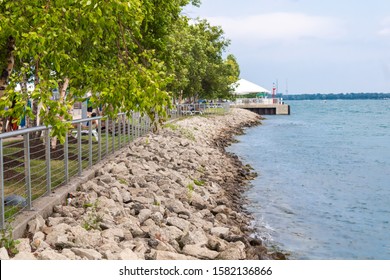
184;0;390;94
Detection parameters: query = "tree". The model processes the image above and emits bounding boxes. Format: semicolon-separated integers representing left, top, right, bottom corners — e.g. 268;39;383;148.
165;17;239;102
0;0;239;141
0;0;197;140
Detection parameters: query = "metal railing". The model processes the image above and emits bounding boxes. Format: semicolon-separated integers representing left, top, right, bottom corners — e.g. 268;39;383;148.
0;103;229;228
168;102;230;118
233;98;284;105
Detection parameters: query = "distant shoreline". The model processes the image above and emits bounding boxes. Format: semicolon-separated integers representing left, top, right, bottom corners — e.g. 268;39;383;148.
281;92;390;100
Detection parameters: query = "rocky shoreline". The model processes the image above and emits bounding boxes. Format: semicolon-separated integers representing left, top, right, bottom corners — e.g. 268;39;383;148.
1;108;286;260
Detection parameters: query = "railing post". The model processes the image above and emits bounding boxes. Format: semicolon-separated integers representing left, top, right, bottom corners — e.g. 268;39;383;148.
0;139;5;229
146;115;150;133
118;116;121;149
141;115;144;136
105;118;109;156
143;115;146;134
98;119;102;161
137;114;141;138
112;119;115;152
77;123;82;176
127;115;131;142
64;132;69;183
24;133;32;210
45;129;51;195
122;115;126;144
132;112;135;140
88;121;93;168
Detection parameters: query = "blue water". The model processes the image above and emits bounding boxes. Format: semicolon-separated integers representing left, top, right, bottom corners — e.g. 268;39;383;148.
227;100;390;259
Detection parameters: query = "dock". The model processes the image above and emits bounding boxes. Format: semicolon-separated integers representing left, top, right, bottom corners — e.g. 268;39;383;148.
230;98;290;115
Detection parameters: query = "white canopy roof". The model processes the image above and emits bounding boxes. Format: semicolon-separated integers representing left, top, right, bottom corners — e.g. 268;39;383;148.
232;78;270;95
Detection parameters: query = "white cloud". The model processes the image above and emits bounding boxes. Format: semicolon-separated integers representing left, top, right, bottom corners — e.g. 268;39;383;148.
378;28;390;36
206;12;346;44
378;17;390;36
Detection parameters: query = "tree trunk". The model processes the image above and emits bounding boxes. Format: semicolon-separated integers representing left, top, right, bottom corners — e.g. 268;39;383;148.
51;78;69;149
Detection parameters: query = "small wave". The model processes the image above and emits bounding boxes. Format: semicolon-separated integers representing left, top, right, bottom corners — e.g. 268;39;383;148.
274;204;295;215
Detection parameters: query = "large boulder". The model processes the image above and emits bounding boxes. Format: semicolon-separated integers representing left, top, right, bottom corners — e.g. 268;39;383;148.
217;241;246;260
27;215;46;236
182;244;219;260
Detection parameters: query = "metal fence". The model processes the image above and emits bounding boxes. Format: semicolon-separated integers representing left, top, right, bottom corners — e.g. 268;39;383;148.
233;98;283;105
0;103;229;228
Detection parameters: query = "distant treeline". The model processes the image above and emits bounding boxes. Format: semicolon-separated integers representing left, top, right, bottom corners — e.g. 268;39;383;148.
278;93;390;100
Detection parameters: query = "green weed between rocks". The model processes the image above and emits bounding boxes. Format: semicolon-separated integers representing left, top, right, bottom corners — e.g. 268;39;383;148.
193;179;205;186
0;220;20;257
187;183;195;201
181;128;195;141
163;123;179;131
163;123;195;141
82;201;102;231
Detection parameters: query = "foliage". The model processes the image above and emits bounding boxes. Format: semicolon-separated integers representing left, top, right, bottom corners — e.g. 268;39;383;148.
0;220;20;257
193;179;205;186
0;0;239;140
82;200;102;231
187;182;195;200
166;17;240;102
163;123;179;131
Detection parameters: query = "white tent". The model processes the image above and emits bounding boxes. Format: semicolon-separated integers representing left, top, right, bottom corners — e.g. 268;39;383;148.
232;78;270;95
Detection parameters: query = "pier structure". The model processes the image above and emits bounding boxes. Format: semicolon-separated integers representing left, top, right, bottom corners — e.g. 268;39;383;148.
230;98;290;115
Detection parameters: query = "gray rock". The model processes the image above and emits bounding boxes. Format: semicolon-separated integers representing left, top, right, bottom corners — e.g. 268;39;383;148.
45;223;71;246
166;217;190;231
138;209;152;224
31;238;50;252
39;249;68;260
71;248;102;260
164;226;184;241
151;212;164;225
153;250;198;260
109;187;123;202
99;240;122;254
210;227;230;237
99;174;114;184
111;162;129;175
12;252;37;260
165;199;191;217
102;228;125;241
0;247;10;260
62;249;77;260
180;229;208;246
117;248;142;260
215;213;228;223
27;215;46;235
16;238;31;253
121;191;132;203
217;241;246;260
189;193;208;210
207;236;229;252
182;245;219;260
211;205;228;214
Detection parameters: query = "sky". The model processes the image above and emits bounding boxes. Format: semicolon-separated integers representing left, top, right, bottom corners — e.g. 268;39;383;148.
184;0;390;94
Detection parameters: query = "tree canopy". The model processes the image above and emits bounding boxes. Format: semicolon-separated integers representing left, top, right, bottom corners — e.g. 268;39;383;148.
0;0;239;140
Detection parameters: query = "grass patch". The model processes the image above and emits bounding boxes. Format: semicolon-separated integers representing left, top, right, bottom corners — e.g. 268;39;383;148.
163;123;179;131
193;179;205;186
180;128;195;141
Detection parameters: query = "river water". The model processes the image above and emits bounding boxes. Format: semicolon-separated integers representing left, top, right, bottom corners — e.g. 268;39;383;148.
227;100;390;259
